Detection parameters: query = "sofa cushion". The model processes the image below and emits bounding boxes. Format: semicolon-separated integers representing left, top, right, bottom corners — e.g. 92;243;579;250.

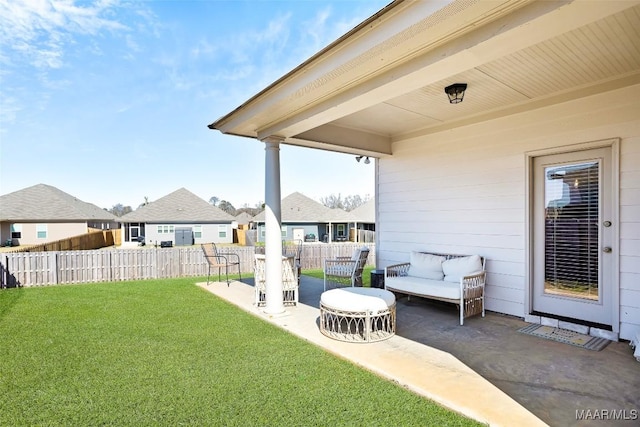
386;276;461;300
408;252;445;280
442;255;483;283
321;287;395;314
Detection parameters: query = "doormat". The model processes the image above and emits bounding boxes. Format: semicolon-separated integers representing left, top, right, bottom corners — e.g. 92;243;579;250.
518;324;610;351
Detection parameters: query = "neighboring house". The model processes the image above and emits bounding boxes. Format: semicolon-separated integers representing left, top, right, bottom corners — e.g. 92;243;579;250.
350;199;375;243
119;188;235;247
252;192;356;243
209;1;640;341
0;183;119;246
234;211;254;227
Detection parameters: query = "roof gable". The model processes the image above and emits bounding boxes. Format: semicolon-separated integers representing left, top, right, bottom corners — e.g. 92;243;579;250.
235;211;254;224
253;192;355;222
0;184;118;222
350;199;375;223
120;188;235;223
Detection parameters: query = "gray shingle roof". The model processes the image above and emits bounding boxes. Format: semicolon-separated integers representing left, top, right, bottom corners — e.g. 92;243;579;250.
120;188;235;223
349;198;375;223
253;192;355;222
235;211;253;224
0;184;118;222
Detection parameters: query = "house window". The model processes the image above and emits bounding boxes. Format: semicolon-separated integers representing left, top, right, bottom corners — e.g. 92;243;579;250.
10;224;22;239
158;225;175;234
218;225;227;238
36;224;47;239
337;224;345;237
193;225;202;239
281;226;287;238
260;227;265;238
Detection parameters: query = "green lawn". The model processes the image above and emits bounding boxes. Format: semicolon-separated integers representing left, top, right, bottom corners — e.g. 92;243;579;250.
0;277;481;426
303;266;376;286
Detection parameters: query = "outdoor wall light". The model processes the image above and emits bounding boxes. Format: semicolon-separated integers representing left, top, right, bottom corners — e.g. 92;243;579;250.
356;156;371;164
444;83;467;104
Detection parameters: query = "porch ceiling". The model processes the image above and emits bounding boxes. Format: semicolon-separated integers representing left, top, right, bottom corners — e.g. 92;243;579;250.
209;0;640;157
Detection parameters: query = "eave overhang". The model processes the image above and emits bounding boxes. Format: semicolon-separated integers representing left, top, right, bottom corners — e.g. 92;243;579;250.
209;0;640;156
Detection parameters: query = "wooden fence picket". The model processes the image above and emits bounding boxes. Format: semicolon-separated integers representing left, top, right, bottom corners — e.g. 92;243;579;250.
0;243;375;287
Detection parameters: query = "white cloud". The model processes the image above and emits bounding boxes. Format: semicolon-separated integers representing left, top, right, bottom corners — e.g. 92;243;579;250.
0;0;157;125
301;6;332;53
0;96;21;126
0;0;128;70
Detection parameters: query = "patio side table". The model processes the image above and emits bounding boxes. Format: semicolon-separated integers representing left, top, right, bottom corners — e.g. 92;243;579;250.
370;269;385;289
319;287;396;342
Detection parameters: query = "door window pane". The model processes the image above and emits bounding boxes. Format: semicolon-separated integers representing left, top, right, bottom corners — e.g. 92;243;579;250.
544;161;599;300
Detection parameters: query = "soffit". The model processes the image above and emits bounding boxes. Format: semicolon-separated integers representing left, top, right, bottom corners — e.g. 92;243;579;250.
323;4;640;141
211;0;530;138
211;1;640;156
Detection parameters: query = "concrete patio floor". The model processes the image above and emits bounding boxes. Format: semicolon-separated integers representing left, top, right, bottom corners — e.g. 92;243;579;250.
198;276;639;427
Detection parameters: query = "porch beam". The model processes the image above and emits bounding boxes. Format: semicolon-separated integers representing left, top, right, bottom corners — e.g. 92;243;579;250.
293;124;392;155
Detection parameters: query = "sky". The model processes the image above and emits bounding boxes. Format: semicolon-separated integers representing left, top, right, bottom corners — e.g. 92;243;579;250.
0;0;387;211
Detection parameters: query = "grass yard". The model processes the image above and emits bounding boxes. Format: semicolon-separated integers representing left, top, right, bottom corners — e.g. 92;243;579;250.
303;266;376;286
0;277;481;426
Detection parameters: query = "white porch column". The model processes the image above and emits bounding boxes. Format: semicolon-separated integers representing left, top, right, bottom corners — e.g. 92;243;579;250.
263;136;284;314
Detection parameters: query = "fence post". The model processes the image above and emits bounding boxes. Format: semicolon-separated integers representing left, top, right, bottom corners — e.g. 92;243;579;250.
54;252;59;285
1;256;6;289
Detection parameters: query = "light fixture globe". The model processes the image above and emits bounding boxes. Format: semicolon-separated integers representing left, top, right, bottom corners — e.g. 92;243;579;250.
444;83;467;104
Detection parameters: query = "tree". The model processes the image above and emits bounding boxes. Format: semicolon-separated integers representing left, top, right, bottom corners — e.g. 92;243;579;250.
320;193;369;211
236;201;263;217
108;204;133;217
138;196;150;209
209;196;219;206
343;194;369;211
320;194;344;210
217;200;236;215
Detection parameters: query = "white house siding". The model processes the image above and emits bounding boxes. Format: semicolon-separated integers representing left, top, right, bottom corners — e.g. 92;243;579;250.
620;140;640;340
201;223;233;244
12;222;88;245
377;84;640;340
142;223;233;246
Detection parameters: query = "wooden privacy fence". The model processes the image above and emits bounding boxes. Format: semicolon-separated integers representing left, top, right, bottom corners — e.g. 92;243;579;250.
1;243;375;288
4;229;121;253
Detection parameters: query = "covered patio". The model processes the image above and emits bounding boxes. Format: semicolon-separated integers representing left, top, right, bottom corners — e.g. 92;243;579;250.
207;1;640;423
200;277;639;427
209;0;640;343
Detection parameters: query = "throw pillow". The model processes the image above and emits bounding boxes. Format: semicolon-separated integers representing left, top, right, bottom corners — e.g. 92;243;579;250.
408;252;445;280
442;255;483;283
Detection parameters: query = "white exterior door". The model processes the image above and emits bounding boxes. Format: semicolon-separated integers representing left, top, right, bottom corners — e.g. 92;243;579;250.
293;228;304;242
532;147;614;327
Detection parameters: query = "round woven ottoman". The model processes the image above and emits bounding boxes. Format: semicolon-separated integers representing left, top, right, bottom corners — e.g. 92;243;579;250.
319;287;396;342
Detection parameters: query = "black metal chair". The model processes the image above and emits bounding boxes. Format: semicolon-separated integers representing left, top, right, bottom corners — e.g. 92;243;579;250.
201;243;241;285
